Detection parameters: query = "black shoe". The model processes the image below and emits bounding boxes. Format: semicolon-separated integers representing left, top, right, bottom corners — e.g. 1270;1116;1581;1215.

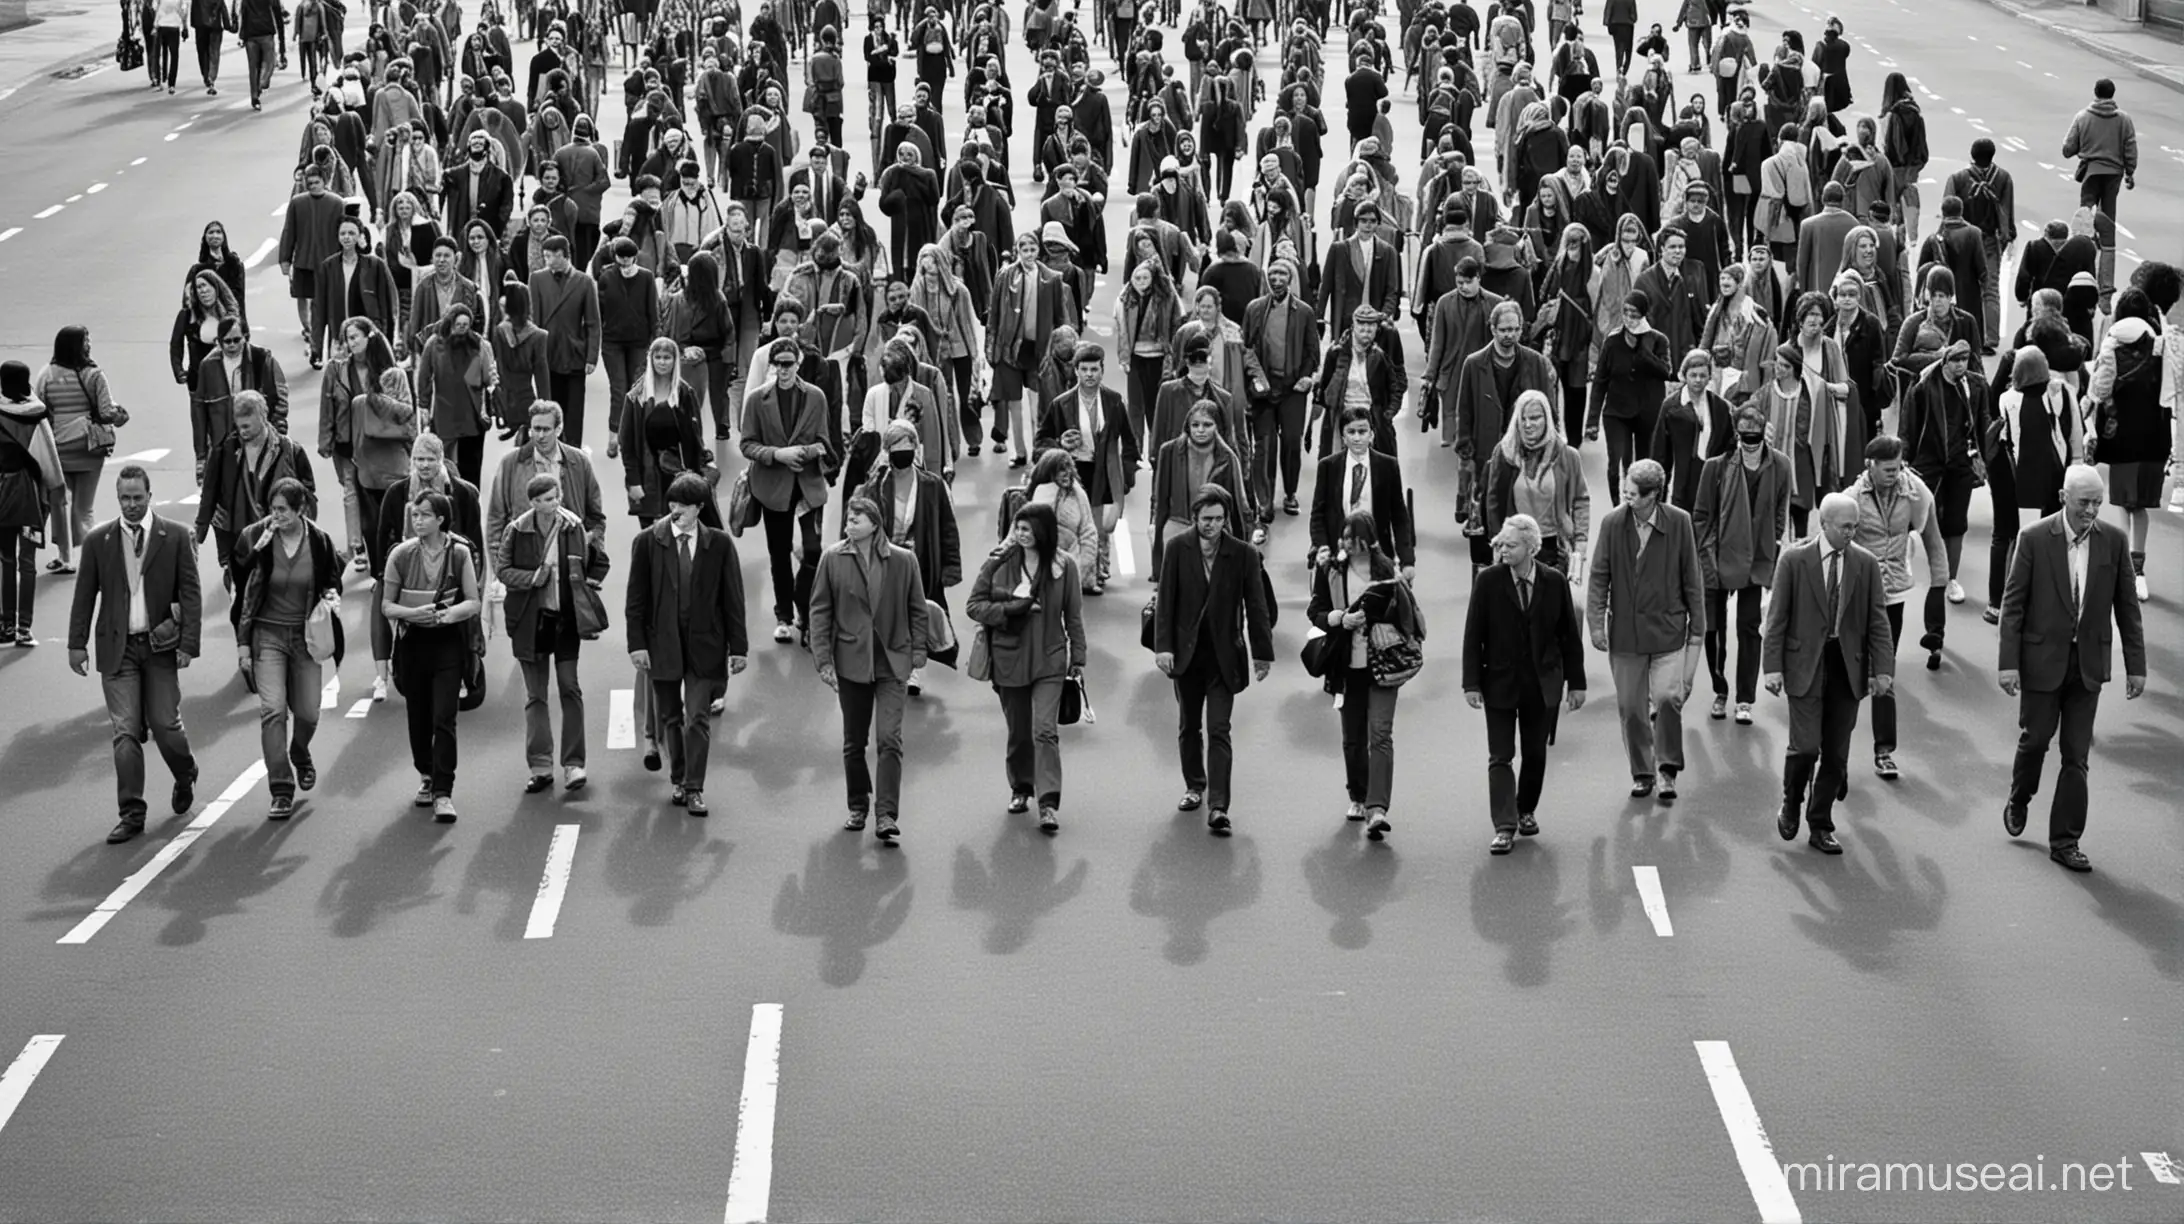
1006;793;1031;814
1365;811;1391;841
670;785;688;807
268;794;294;820
686;791;709;816
1630;776;1655;798
643;745;662;772
294;759;316;791
1809;829;1843;855
1874;753;1900;781
1008;455;1028;468
1776;805;1800;841
1490;829;1515;854
525;774;554;794
989;423;1007;446
1177;791;1203;811
2002;800;2028;838
843;808;868;831
966;445;980;457
1926;650;1942;671
1710;695;1727;720
874;813;898;842
2050;845;2092;872
1919;630;1943;652
1516;812;1540;837
1982;606;2000;625
1282;495;1299;516
171;769;196;814
1657;771;1678;802
1207;810;1232;836
107;819;144;844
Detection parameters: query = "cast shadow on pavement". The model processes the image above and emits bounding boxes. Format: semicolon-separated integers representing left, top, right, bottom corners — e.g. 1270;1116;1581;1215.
456;806;569;939
773;834;911;987
603;806;732;928
2008;841;2184;981
1771;827;1948;976
1128;818;1262;966
151;817;308;946
315;817;458;938
1302;824;1399;949
728;647;852;795
950;822;1090;954
1471;842;1577;987
1588;805;1730;937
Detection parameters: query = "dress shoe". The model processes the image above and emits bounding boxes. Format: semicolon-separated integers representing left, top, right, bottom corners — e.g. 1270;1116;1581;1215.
874;813;899;842
2002;799;2027;838
1734;703;1753;724
2050;845;2092;873
564;767;588;792
1207;810;1232;835
1006;793;1031;814
686;791;710;816
268;794;294;820
1710;695;1727;720
525;774;554;794
432;796;458;823
843;808;868;831
643;743;662;772
1490;829;1515;855
1919;630;1943;652
1365;810;1392;841
107;819;144;844
1038;806;1059;833
171;769;197;814
1808;829;1843;854
1516;812;1540;837
1926;650;1942;671
1982;606;2000;625
1282;495;1299;516
1630;776;1655;798
1776;805;1800;841
294;757;316;791
1009;455;1027;469
1874;753;1900;781
1178;790;1203;811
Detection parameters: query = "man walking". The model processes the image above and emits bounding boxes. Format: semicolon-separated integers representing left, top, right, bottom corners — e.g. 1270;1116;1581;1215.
1586;459;1706;803
809;495;930;844
527;236;601;447
626;473;750;816
68;466;202;845
1153;488;1275;836
1763;492;1894;855
2061;79;2136;225
1464;513;1587;856
1998;465;2146;873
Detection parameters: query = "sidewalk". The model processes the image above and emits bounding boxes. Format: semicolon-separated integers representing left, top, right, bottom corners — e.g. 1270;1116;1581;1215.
1983;0;2184;96
0;0;125;104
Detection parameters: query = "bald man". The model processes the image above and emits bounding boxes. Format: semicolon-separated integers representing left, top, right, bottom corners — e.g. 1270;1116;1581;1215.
1763;492;1895;854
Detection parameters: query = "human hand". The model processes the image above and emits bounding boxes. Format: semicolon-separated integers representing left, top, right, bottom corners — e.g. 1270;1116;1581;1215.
729;655;748;675
817;663;837;690
221;568;234;593
1253;659;1271;682
210;506;230;533
1465;690;1482;709
175;651;192;668
2126;674;2145;699
1763;672;1783;696
627;484;644;502
630;648;652;670
1871;674;1893;699
1341;608;1366;629
1400;564;1415;585
1998;668;2019;697
1591;630;1608;653
1153;650;1174;675
69;648;89;676
606;439;620;459
585;362;598;375
1567;689;1586;712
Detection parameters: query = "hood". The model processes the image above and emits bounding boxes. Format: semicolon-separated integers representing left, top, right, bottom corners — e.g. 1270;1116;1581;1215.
2106;316;2156;345
1892;97;1921;116
0;395;45;422
2085;99;2119;118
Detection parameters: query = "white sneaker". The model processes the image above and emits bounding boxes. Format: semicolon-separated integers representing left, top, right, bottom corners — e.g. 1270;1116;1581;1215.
1946;579;1966;604
908;666;925;696
2135;574;2149;602
371;676;388;702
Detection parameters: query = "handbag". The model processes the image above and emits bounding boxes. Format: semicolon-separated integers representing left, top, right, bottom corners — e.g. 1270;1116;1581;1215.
1138;591;1157;651
1368;626;1424;687
965;625;991;681
360;390;418;440
74;370;119;456
925;598;956;653
304;599;339;662
1299;626;1332;677
725;468;760;537
571;572;610;638
1057;673;1094;726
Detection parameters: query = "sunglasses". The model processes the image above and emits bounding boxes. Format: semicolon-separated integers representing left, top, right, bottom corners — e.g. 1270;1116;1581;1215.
771;358;798;369
220;338;245;348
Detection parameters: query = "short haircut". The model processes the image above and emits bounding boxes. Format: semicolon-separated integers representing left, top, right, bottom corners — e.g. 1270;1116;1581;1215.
1494;512;1542;551
115;464;151;492
612;236;640;259
1338;405;1375;432
265;476;308;512
1625;459;1668;496
1865;434;1906;462
1681;347;1714;374
666;472;712;507
1821;181;1845;205
1623;288;1652;314
528;400;564;428
1939;195;1964;219
525;471;563;500
411;489;454;531
232;390;267;419
1489;299;1525;328
1734;404;1769;432
2093;78;2115;100
1189;485;1231;517
542;234;571;254
1925;266;1956;296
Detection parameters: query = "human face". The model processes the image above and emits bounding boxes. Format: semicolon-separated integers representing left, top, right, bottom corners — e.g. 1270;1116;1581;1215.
115;476;151;525
2062;479;2104;535
1492;530;1537;569
235;407;265;444
1927;291;1954;319
449;312;473;338
1011;519;1037;552
530;485;563;515
771;350;801;386
1075;358;1104;391
1798;309;1824;341
1867;455;1902;492
1016;234;1042;265
1622;478;1660;512
1518;403;1547;447
1493;313;1522;348
1193;500;1227;541
668;498;703;528
651;344;678;378
1186;414;1216;445
1943;350;1972;379
268;493;303;531
1621;305;1646;330
219;330;246;361
1818;502;1857;549
408;500;444;537
1268;264;1292;295
1833;284;1862;317
339;223;360;252
1661;236;1686;270
528;412;561;452
1718;268;1740;299
205;223;227;250
1683;361;1710;393
844;507;878;542
727;214;750;245
1343;420;1373;455
433;246;456;276
195;279;218;307
1354;318;1378;348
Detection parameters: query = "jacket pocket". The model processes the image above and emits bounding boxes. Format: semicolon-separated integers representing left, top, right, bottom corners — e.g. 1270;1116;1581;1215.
2021;631;2044;645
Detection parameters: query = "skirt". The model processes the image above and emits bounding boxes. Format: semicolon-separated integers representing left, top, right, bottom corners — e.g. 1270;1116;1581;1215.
2107;460;2168;511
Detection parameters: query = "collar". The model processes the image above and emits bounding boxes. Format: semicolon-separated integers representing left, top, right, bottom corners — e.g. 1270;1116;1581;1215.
1511;560;1538;585
669;519;700;543
1817;535;1841;562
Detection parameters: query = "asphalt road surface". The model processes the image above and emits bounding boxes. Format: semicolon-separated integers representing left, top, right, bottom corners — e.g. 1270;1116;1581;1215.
0;0;2179;1219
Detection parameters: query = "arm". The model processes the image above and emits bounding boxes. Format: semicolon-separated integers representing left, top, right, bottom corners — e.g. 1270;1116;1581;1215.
1585;526;1612;646
1679;515;1707;639
1243;552;1273;663
1691;462;1720;591
1761;555;1792;675
624;535;652;655
1460;577;1485;692
806;553;836;667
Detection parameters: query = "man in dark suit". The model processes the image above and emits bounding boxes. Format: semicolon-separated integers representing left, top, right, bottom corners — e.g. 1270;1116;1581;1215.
526;236;601;446
809;495;929;844
195;390;317;581
1153;488;1275;834
191;317;290;470
625;473;750;817
442;129;517;243
1997;465;2147;872
311;215;400;369
1464;513;1588;855
1035;342;1138;589
1763;492;1895;854
67;466;202;845
1318;199;1402;336
1241;259;1323;519
708;207;775;423
1633;229;1708;365
1310;408;1416;577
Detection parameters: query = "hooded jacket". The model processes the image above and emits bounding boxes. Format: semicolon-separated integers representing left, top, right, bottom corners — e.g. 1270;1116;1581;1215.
2062;99;2137;178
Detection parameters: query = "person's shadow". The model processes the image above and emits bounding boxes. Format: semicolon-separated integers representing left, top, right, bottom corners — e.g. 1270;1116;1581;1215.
316;819;458;938
950;823;1090;954
152;819;309;946
2050;849;2184;981
773;835;912;986
1128;820;1263;966
1470;843;1578;987
456;811;569;939
602;807;734;928
1302;826;1400;949
1587;806;1732;936
1773;827;1948;975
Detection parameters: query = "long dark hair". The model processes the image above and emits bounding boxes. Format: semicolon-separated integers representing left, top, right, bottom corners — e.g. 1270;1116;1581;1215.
681;249;729;328
1011;500;1059;573
197;220;232;264
50;326;91;371
1340;509;1395;580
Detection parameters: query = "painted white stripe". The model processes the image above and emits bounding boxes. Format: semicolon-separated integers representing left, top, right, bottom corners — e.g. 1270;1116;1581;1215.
64;194;82;204
130;156;147;166
320;675;340;710
0;228;19;243
1110;521;1137;577
607;688;635;749
179;493;200;506
243;237;278;269
2113;221;2136;241
32;205;63;219
87;182;107;194
116;448;171;463
0;1036;65;1136
1694;1041;1803;1224
723;1004;784;1224
345;698;373;719
164;133;179;141
2143;1153;2182;1185
57;762;268;945
269;204;285;217
1632;866;1673;937
523;825;581;940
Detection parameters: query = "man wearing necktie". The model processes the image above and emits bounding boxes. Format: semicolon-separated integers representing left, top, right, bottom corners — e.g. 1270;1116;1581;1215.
1763;492;1893;854
67;467;203;845
627;473;751;817
1997;466;2147;873
1464;514;1588;856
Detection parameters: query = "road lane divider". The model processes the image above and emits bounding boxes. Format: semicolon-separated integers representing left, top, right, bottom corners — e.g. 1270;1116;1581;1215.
320;675;340;710
345;698;372;719
523;826;580;940
57;762;268;946
1110;521;1136;578
243;237;278;268
1632;866;1673;936
116;448;170;463
724;1003;785;1224
608;688;636;749
1694;1041;1802;1224
0;1036;64;1137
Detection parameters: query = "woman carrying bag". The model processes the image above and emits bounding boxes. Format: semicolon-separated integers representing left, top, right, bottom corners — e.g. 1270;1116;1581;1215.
1306;508;1425;841
33;326;126;575
498;470;612;794
233;477;345;820
964;501;1087;833
0;361;64;646
414;301;499;487
382;489;484;823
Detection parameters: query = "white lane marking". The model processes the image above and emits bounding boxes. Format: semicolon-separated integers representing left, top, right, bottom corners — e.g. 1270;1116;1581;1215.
1111;521;1137;577
130;156;147;166
345;698;372;719
723;1004;785;1224
269;204;285;217
171;120;192;131
163;133;179;141
86;182;107;194
1632;866;1673;936
64;194;82;203
2016;60;2033;69
1695;1041;1803;1224
319;675;340;710
523;825;581;939
32;205;63;219
179;493;200;506
0;1036;65;1137
0;228;19;243
607;688;635;749
243;237;278;268
2113;221;2136;241
57;762;268;945
116;448;171;463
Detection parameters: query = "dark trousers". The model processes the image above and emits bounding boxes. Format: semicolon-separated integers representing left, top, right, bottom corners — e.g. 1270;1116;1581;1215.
654;670;724;791
1484;688;1553;830
1783;640;1861;833
572;222;602;267
450;432;484;489
1558;380;1586;447
1123;357;1163;453
1339;666;1398;808
1608;23;1633;75
2078;172;2123;223
944;354;977;446
1715;73;1737;121
1988;487;2061;606
760;501;823;626
1251;391;1309;510
1705;584;1763;703
1173;652;1236;810
548;369;589;450
838;674;908;817
395;627;462;797
0;527;37;630
243;33;276;100
153;27;182;86
998;676;1065;808
601;340;649;434
1867;601;1905;753
1603;413;1650;503
101;637;198;823
192;24;222;85
2010;649;2099;850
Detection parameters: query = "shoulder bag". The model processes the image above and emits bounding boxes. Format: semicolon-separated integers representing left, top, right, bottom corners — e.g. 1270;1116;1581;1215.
75;370;122;456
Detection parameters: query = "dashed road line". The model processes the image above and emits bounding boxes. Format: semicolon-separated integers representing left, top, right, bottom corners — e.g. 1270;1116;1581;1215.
57;762;268;945
723;1004;785;1224
1695;1041;1803;1224
243;237;278;268
523;826;581;939
0;1036;65;1137
608;688;635;749
130;156;147;165
86;182;106;194
32;205;62;219
319;675;340;710
64;193;81;203
345;698;372;719
116;447;171;463
1633;866;1674;936
0;228;19;243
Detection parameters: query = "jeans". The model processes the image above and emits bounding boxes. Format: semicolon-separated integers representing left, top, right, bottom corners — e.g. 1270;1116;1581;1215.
601;340;649;434
1251;391;1309;510
1338;666;1398;808
838;675;908;817
1174;653;1236;810
252;622;322;798
685;352;735;438
395;624;463;797
1484;689;1554;830
332;454;364;555
760;501;823;626
244;34;276;100
0;526;37;631
1610;647;1696;779
52;465;103;553
102;636;198;823
193;24;222;86
1122;356;1163;454
1978;229;2006;348
997;677;1065;808
654;671;724;791
519;630;586;771
153;27;182;86
1704;585;1763;703
548;369;589;449
2010;651;2099;850
1867;601;1906;754
2078;172;2123;224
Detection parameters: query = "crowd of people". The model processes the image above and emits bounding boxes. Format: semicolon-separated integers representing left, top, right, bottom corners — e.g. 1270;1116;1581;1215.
0;0;2170;874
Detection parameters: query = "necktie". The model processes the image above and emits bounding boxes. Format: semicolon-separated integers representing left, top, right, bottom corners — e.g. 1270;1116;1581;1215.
678;532;695;587
128;524;144;558
1518;576;1531;611
2069;533;2085;621
1350;461;1365;509
1825;549;1841;640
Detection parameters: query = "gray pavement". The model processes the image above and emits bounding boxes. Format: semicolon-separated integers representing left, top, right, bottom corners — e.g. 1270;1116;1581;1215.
1;0;2181;1220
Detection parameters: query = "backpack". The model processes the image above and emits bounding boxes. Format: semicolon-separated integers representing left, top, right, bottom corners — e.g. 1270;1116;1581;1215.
1885;103;1928;171
1960;166;2002;235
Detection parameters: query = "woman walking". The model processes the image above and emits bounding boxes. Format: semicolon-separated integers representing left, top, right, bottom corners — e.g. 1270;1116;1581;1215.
0;361;62;646
381;489;483;822
858;419;963;694
1148;400;1252;573
1536;223;1596;443
1691;403;1790;724
1025;449;1102;590
170;272;242;412
33;326;125;575
415;301;499;487
490;281;551;442
1112;258;1187;453
499;470;611;794
965;501;1087;833
1307;509;1423;841
663;250;736;442
321;318;403;568
1481;389;1589;575
372;432;481;702
907;243;984;452
233;477;344;819
619;336;713;528
1984;345;2082;622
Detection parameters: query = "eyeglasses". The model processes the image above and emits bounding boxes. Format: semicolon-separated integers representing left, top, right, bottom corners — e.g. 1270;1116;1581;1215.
220;338;245;348
771;358;799;369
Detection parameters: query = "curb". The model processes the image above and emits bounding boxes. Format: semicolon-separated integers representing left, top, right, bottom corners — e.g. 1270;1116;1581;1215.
1982;0;2184;99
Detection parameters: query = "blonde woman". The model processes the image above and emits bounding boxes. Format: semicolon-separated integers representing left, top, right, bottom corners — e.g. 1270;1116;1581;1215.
1481;389;1589;575
906;242;985;449
1588;213;1651;369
